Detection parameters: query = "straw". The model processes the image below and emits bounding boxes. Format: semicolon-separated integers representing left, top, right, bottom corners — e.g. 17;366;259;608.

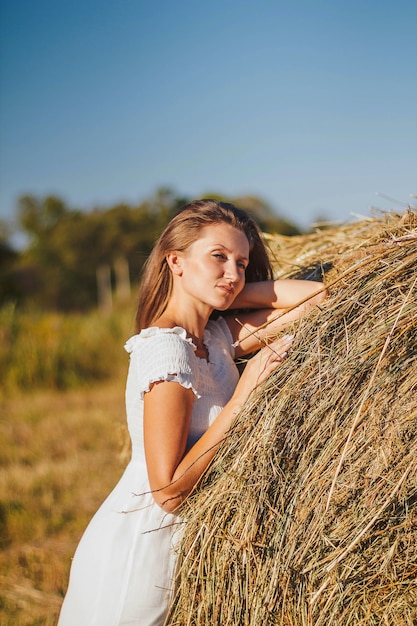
166;208;417;626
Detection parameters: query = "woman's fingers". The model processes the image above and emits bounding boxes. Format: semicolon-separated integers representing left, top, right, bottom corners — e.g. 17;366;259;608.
249;334;294;385
263;334;294;361
233;334;295;404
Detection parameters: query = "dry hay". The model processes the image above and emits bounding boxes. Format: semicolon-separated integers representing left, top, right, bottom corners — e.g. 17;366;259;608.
167;209;417;626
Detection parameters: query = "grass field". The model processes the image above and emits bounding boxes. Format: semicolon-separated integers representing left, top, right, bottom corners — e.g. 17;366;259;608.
0;347;131;624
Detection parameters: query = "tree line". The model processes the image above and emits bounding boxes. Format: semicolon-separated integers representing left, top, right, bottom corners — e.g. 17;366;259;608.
0;188;301;312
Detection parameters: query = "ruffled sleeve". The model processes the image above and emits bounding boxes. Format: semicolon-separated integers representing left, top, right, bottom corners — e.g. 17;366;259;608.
125;327;201;399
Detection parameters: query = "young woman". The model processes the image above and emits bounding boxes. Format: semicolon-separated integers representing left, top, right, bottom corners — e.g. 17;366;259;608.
58;199;326;626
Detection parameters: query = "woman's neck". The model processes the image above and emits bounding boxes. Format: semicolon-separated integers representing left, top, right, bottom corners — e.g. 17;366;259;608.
156;300;210;340
153;301;212;355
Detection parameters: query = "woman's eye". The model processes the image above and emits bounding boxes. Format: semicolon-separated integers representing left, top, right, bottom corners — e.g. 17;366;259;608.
213;253;226;260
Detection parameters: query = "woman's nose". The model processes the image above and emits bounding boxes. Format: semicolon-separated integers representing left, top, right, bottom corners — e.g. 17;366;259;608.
224;262;240;282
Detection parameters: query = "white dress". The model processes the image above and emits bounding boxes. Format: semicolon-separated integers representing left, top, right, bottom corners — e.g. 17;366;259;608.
58;317;239;626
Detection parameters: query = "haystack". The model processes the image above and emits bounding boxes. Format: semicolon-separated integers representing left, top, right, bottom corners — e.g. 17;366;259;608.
167;209;417;626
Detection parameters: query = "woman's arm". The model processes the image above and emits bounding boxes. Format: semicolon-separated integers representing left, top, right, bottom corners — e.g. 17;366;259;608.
143;334;293;514
225;279;328;356
231;278;326;310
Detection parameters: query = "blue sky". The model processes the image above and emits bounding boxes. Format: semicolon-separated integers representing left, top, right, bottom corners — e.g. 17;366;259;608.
1;0;416;230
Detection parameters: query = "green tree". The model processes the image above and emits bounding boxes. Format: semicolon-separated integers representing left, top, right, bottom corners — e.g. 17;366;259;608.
9;188;301;312
0;221;20;302
14;192;180;310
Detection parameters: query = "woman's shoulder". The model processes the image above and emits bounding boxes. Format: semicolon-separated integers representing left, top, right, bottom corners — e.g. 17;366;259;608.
124;326;195;355
125;327;201;398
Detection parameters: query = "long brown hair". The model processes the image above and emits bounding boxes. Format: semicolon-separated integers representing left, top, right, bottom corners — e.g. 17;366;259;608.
135;199;273;332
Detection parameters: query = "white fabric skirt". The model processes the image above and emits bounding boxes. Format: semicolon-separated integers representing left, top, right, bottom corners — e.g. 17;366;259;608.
58;460;180;626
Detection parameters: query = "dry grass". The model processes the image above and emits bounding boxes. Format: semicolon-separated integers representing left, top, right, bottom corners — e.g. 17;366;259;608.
168;209;417;625
0;377;129;625
0;305;134;392
0;302;134;623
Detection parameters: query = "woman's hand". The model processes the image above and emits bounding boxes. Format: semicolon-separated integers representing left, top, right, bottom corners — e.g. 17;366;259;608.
225;279;327;356
232;334;294;403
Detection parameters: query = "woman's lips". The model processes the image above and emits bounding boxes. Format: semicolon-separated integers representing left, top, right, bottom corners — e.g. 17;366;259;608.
217;284;235;295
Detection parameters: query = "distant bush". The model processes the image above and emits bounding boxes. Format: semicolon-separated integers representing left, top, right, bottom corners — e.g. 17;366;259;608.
0;304;135;391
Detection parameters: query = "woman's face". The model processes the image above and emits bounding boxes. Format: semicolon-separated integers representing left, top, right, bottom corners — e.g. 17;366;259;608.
174;222;250;312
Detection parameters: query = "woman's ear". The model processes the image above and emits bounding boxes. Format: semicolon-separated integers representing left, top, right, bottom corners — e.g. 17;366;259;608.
166;252;183;276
